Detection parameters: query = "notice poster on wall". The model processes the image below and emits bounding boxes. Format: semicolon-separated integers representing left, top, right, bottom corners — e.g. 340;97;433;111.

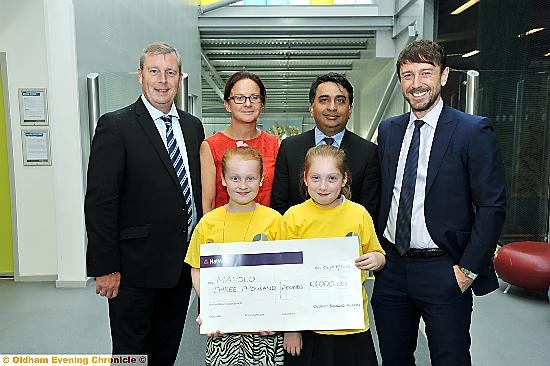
22;129;51;166
18;88;48;125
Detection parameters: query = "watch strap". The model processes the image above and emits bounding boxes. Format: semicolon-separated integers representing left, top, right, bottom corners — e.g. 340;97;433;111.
460;266;478;280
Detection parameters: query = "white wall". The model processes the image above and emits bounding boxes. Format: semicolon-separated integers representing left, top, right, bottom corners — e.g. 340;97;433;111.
0;0;58;279
0;0;202;286
44;0;88;287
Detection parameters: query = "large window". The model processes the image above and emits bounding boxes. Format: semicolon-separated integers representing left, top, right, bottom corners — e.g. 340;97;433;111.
437;0;550;242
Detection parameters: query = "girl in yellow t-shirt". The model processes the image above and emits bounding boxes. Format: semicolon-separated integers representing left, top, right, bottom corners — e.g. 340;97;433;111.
185;146;283;366
282;145;386;366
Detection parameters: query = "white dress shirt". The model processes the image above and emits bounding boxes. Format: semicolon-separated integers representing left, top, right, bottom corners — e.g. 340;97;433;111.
141;95;198;238
384;99;444;249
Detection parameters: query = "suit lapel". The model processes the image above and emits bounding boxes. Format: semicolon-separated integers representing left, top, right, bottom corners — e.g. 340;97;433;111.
339;129;352;151
426;106;456;194
134;99;182;196
306;129;316;150
299;129;315;156
386;115;409;189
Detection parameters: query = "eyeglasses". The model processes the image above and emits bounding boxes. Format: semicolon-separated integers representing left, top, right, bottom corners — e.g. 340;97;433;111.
228;95;262;104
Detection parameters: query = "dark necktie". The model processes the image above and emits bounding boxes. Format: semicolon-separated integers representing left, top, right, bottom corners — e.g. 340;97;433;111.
161;115;193;233
323;137;335;146
395;120;425;255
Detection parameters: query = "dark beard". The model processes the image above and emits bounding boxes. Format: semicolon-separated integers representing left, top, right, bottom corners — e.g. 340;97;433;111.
406;90;440;113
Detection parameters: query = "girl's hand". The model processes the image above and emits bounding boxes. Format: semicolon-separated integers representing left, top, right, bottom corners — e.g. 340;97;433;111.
258;330;276;336
284;332;303;356
207;330;225;337
197;314;224;337
355;251;386;271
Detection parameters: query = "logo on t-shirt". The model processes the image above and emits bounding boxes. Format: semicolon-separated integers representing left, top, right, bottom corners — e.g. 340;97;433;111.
252;233;269;242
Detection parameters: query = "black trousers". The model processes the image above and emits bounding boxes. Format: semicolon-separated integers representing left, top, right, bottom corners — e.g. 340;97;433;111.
371;239;473;366
108;266;192;366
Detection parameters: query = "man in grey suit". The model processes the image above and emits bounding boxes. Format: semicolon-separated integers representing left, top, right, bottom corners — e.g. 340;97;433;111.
271;72;380;218
85;42;204;365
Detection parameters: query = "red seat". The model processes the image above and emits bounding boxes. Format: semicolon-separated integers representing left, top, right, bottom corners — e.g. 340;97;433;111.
494;241;550;291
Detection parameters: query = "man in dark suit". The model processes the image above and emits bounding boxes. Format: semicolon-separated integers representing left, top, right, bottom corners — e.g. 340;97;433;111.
85;42;204;365
271;73;380;364
270;72;380;218
372;40;506;366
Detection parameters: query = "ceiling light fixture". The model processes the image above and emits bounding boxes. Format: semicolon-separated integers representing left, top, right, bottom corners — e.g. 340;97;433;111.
545;52;550;57
462;50;480;58
517;27;545;37
451;0;480;15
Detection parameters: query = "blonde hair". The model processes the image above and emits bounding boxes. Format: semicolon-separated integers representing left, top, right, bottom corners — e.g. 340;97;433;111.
301;145;352;199
221;146;264;177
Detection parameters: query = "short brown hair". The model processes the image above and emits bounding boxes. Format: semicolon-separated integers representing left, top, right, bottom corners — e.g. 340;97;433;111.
300;145;352;200
223;71;266;104
396;40;446;79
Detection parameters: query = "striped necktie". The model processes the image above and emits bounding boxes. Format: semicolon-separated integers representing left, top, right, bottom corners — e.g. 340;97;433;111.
394;120;425;255
161;115;193;233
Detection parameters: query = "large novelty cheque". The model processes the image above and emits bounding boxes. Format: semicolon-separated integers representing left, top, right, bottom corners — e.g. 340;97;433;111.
199;237;365;334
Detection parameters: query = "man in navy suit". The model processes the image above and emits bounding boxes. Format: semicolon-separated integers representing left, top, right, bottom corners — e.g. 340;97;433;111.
85;42;204;365
372;40;506;366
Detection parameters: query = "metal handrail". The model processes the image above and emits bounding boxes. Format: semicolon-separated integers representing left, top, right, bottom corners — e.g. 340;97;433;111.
86;73;99;142
176;73;189;112
465;70;479;115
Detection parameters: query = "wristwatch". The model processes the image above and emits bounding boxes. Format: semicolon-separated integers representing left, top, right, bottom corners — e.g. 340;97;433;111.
460;266;478;280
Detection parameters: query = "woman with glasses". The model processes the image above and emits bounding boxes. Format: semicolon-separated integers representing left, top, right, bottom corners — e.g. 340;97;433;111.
200;71;280;213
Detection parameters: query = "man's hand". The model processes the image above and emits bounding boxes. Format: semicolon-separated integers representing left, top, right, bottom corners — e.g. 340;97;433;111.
355;251;386;271
95;272;121;299
284;332;303;356
453;265;473;293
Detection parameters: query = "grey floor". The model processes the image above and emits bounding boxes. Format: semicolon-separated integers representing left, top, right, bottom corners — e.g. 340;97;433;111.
0;278;549;365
